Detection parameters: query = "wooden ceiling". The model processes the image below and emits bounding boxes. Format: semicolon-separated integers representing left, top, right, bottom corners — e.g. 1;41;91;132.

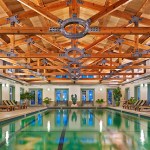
0;0;150;84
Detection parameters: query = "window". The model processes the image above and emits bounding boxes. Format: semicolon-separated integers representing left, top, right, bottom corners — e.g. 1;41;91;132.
81;89;94;102
55;89;69;102
81;75;94;78
56;75;68;78
125;88;130;100
134;86;140;100
147;84;150;104
9;86;15;100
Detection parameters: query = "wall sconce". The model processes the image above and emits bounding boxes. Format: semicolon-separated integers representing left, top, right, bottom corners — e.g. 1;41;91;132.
100;88;103;91
47;88;50;91
2;83;9;87
141;84;144;87
141;83;148;87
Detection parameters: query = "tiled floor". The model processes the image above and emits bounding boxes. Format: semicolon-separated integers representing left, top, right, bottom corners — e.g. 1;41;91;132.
108;106;150;117
0;107;47;121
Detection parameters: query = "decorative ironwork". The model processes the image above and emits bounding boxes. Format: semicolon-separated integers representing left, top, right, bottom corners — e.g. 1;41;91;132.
115;38;124;45
42;58;48;65
25;38;35;45
132;49;142;58
60;47;89;62
129;16;142;26
49;14;99;39
7;15;20;26
117;62;132;69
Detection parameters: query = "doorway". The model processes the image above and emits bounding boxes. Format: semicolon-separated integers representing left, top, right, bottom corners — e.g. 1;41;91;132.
147;84;150;104
81;89;94;102
107;89;114;105
29;89;43;106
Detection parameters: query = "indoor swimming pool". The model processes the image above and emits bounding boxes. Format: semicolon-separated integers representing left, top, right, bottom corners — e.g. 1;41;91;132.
0;109;150;150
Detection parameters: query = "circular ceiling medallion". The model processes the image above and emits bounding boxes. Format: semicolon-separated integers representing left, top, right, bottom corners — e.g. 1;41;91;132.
59;14;90;39
65;47;85;62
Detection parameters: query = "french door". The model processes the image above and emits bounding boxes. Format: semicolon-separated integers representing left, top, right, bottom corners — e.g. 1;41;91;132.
55;89;69;102
107;89;114;105
81;89;94;102
29;89;43;106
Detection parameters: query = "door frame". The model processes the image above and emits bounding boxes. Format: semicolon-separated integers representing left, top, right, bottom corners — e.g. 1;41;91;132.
80;88;95;102
106;88;115;106
55;88;69;101
29;88;43;106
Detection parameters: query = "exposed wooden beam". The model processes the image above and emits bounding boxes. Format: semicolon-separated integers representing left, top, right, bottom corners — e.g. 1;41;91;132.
17;0;61;25
0;27;149;34
89;0;130;24
1;53;150;58
0;65;149;69
81;1;150;26
12;72;144;76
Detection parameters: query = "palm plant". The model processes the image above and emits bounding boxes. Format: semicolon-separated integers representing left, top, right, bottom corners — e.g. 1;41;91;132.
113;87;122;106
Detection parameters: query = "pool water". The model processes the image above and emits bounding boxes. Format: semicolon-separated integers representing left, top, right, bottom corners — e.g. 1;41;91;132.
0;109;150;150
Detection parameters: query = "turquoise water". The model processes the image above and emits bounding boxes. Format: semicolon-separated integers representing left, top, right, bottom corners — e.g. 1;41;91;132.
0;109;150;150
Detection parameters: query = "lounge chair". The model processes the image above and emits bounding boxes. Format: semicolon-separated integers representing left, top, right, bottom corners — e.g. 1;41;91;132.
138;105;150;111
135;100;148;111
127;100;143;110
0;105;12;111
134;100;147;110
3;100;15;111
9;101;22;109
122;101;128;108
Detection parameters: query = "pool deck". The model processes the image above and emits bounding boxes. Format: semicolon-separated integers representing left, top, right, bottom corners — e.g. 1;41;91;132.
0;107;47;122
0;106;149;122
108;106;150;118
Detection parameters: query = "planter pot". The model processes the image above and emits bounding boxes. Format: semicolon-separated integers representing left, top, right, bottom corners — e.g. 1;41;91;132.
71;104;78;107
46;104;49;107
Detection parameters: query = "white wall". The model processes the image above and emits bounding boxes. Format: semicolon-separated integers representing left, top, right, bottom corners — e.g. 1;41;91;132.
27;84;118;103
121;79;149;100
0;78;27;103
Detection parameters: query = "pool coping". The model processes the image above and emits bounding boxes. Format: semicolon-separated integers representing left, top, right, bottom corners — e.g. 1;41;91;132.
0;107;47;124
0;106;149;124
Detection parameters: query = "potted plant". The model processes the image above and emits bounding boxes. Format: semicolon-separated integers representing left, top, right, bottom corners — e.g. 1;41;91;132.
20;91;35;106
71;94;78;107
96;98;104;107
43;97;51;107
113;87;122;106
128;97;137;104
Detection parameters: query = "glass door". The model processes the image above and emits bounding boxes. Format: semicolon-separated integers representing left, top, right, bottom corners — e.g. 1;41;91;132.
0;84;2;105
134;86;140;100
9;86;15;101
107;89;114;105
147;84;150;104
55;89;69;103
29;89;43;106
81;89;94;102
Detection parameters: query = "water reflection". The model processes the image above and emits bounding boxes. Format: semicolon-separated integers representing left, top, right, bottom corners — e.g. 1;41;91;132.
81;110;94;126
0;109;149;150
55;109;69;127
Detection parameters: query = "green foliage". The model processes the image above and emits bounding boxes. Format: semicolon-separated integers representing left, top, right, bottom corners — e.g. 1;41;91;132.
113;113;122;128
128;97;137;104
113;87;122;106
71;94;77;105
43;97;51;104
96;98;104;104
20;91;35;101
